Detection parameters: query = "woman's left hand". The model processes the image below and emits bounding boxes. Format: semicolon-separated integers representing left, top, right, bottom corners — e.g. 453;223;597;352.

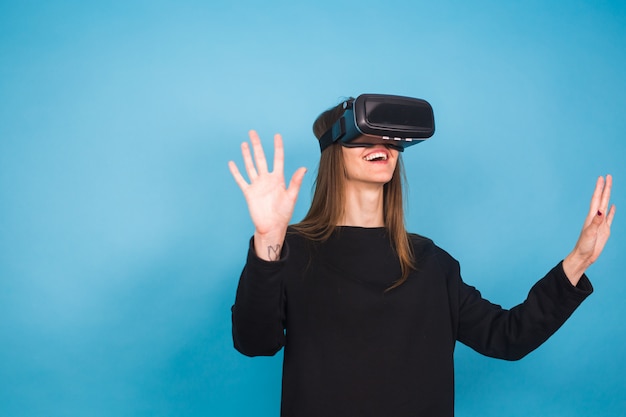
563;175;616;285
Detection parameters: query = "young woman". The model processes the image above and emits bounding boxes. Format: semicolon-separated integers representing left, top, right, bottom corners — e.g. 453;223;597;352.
228;97;615;417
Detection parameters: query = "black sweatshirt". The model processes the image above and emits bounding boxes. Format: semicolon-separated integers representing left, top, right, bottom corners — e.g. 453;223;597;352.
232;226;593;417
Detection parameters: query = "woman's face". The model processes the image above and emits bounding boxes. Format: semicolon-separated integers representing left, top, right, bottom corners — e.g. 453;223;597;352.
341;141;399;186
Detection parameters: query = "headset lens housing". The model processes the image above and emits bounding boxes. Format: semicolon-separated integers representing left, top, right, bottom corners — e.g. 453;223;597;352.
318;94;435;152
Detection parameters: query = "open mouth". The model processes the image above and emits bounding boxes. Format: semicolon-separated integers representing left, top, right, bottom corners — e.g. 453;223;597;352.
363;151;388;162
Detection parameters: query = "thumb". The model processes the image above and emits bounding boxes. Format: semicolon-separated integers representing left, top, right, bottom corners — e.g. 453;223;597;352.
591;210;604;227
287;167;307;200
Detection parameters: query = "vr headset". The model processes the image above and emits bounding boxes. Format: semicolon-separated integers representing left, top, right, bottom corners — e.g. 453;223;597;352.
318;94;435;152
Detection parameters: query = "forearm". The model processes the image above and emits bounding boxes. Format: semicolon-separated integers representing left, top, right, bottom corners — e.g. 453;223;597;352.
458;262;592;360
232;238;288;356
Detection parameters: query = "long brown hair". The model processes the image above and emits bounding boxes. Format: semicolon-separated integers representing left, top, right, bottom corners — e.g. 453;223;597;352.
292;99;415;289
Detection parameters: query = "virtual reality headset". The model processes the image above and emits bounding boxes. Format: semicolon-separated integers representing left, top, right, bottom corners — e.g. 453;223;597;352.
318;94;435;152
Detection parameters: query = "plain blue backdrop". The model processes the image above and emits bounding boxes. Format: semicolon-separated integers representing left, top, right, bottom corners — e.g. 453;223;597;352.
1;1;624;416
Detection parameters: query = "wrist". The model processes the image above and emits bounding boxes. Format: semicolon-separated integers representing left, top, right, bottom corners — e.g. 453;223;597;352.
253;229;287;262
562;251;592;286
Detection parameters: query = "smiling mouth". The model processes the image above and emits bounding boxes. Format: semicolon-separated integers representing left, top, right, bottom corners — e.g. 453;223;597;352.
364;151;388;162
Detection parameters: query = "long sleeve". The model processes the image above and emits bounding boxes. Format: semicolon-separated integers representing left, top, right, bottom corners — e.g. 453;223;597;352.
230;228;597;416
231;238;288;357
455;261;593;360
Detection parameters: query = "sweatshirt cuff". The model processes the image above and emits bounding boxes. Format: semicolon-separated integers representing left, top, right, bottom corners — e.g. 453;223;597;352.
556;260;593;295
247;236;290;268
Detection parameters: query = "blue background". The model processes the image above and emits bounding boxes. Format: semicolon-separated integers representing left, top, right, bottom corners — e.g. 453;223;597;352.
1;1;624;416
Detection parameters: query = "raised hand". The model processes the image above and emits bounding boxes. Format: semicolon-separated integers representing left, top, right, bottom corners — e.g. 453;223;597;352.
228;130;307;261
563;175;616;284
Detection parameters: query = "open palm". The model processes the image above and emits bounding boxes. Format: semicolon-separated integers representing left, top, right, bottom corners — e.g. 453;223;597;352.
228;130;307;258
564;175;616;283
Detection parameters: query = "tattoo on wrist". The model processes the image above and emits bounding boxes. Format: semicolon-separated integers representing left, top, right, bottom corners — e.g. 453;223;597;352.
267;244;281;261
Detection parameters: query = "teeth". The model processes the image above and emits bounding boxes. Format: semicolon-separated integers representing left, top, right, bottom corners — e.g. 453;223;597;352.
364;152;388;161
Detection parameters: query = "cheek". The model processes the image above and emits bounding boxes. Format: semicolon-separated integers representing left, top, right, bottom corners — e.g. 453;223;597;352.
390;152;400;168
341;149;363;168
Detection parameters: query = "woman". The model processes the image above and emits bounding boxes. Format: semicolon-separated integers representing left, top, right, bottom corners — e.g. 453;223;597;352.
227;97;615;417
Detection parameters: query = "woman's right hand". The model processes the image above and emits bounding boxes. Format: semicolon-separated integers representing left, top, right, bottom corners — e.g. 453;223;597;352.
228;130;307;261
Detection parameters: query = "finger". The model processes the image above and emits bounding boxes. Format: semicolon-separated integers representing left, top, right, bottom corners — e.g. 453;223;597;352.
273;133;285;176
585;176;605;225
286;167;307;201
590;208;604;227
598;174;613;215
228;160;249;190
249;130;269;174
606;204;616;228
241;141;258;181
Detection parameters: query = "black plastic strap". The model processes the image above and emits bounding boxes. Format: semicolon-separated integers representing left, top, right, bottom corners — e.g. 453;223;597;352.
318;117;346;151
